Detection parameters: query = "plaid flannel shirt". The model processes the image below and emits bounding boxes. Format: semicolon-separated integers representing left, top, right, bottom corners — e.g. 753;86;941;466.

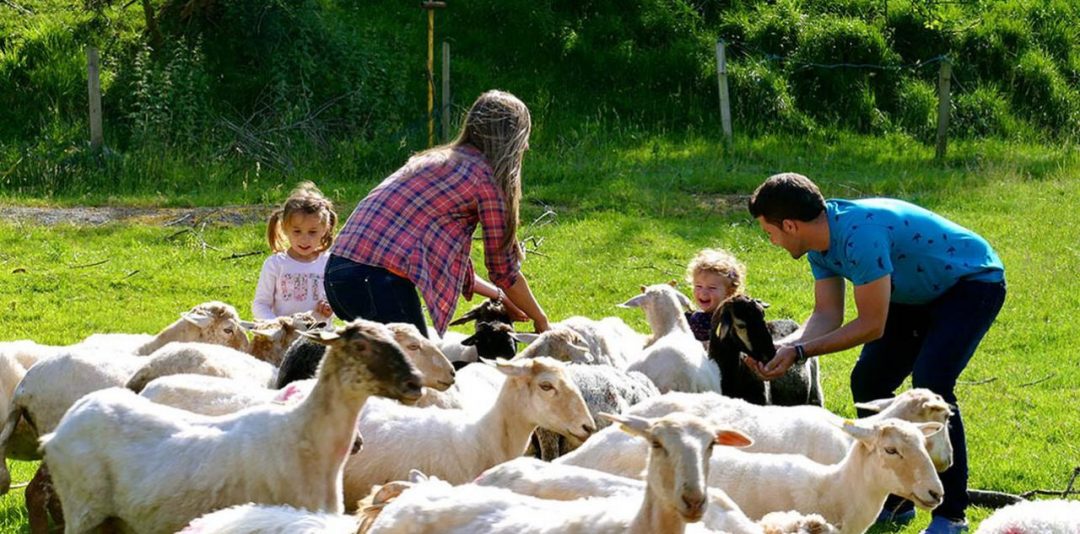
331;144;520;335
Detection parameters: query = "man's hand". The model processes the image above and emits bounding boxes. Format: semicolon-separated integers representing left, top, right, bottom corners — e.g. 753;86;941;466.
314;300;334;319
744;345;798;381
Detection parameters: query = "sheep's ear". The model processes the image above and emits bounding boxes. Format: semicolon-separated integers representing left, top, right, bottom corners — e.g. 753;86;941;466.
238;320;258;330
753;298;771;309
916;422;945;437
675;291;693;309
714;308;732;340
494;358;532;377
925;400;954;418
300;330;341;345
839;419;876;442
449;306;483;326
602;412;652;439
667;279;678;287
853;397;894;413
569;342;591;356
511;332;540;345
407;469;429;483
619;294;646;309
716;428;754;448
460;333;479;346
250;328;280;340
181;310;213;328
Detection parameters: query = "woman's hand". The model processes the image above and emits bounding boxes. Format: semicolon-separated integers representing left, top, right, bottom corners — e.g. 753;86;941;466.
498;291;529;322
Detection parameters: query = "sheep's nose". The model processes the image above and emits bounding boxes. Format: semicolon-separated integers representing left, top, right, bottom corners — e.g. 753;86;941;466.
928;489;942;502
582;423;596;435
682;493;706;515
449;368;457;378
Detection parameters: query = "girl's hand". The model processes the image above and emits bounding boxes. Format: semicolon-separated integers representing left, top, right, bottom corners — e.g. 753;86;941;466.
315;300;334;319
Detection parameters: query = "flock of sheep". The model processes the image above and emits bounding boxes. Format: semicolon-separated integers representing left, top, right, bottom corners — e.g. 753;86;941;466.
0;283;1076;533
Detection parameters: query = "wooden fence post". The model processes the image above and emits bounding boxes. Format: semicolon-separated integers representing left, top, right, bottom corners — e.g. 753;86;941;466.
442;41;451;143
935;58;952;162
87;46;103;151
715;40;732;145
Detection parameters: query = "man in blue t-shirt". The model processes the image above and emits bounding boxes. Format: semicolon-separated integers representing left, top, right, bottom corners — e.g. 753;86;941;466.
745;173;1006;534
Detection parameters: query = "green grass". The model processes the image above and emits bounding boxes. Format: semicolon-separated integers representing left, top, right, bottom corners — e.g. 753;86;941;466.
0;133;1078;532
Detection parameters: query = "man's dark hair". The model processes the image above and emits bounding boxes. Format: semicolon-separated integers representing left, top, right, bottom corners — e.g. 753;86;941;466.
748;173;826;226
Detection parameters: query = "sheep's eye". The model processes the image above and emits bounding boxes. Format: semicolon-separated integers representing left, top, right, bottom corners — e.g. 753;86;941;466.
539;383;554;391
884;447;899;455
734;321;747;329
407;344;421;351
651;441;664;450
223;328;234;335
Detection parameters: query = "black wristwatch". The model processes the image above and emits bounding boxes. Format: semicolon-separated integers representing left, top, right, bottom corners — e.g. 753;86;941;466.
794;344;809;365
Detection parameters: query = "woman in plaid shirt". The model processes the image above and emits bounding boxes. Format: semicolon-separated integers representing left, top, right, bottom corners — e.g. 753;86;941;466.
325;90;550;337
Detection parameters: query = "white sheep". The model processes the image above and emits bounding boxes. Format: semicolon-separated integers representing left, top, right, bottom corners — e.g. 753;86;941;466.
40;320;423;534
558;388;954;478
974;498;1080;533
512;315;644;368
474;457;837;534
125;342;279;392
181;503;359;534
621;283;721;393
365;412;752;534
78;300;251;356
341;357;597;506
705;419;945;533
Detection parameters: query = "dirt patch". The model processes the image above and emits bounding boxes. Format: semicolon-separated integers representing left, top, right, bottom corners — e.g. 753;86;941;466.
3;206;271;227
693;193;750;213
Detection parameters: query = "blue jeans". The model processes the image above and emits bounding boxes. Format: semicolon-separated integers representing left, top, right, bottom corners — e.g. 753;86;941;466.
851;278;1006;520
323;255;428;337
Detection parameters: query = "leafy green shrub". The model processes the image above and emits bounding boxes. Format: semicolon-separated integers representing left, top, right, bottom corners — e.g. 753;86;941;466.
728;60;813;134
0;18;87;140
894;77;936;141
746;0;804;56
954;12;1032;82
886;1;949;63
790;16;901;132
123;40;212;148
951;83;1016;139
1011;47;1079;136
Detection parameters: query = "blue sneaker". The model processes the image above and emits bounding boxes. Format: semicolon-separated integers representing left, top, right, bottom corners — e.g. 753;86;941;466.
921;516;969;534
875;507;916;526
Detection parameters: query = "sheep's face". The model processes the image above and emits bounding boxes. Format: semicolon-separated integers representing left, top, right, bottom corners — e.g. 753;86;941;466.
388;323;456;391
711;295;776;363
855;389;955;472
497;357;596;442
312;321;423;404
607;412;752;523
461;321;517;359
449;299;512;327
619;284;693;322
180;301;251;353
246;314;323;366
844;420;945;511
515;328;591;363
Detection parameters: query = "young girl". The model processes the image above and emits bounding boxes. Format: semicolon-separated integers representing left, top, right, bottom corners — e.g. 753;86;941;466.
252;181;338;322
684;248;747;344
326;90;548;337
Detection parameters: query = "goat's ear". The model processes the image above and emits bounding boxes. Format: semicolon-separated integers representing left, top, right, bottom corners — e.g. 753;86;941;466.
494;358;532;377
916;422;945;437
299;329;342;345
716;428;754;448
853;397;893;413
250;328;280;340
714;308;732;340
449;308;480;326
619;294;646;309
839;420;876;442
753;298;771;309
667;279;678;287
602;412;652;439
460;333;479;346
675;291;693;310
181;310;213;328
511;332;540;345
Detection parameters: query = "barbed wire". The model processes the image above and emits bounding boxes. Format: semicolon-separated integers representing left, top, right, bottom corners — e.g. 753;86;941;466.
722;39;949;74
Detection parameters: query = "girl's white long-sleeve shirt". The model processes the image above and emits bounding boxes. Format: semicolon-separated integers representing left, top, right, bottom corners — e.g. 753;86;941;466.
252;251;329;320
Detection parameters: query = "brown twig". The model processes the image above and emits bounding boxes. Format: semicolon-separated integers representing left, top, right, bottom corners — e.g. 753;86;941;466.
222;251;263;261
958;377;997;386
70;259;109;269
1020;466;1080;499
1018;373;1055;387
122;270;140;279
164;228;193;241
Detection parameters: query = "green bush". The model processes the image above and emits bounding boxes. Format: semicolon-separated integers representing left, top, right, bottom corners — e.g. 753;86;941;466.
886;1;949;63
1011;47;1079;136
952;83;1016;139
790;16;901;132
746;0;804;56
728;60;813;134
954;12;1032;83
894;77;936;141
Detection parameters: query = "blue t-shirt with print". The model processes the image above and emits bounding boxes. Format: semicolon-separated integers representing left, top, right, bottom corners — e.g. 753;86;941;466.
807;199;1004;305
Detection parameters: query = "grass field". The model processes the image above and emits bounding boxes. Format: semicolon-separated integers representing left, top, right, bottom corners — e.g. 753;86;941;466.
0;132;1077;532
